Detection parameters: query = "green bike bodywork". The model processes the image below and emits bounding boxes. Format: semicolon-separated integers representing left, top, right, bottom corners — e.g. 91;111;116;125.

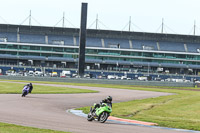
94;103;112;116
87;103;112;123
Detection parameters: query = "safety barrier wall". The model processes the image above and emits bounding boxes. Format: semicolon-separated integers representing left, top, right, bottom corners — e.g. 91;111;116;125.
0;75;195;87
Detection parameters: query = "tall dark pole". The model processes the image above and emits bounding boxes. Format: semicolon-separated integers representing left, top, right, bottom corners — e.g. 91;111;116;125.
78;3;88;77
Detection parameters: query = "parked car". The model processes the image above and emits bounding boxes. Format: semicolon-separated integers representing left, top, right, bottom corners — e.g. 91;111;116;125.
138;76;147;81
28;71;34;76
107;75;118;79
51;72;58;77
6;70;16;76
84;74;90;78
61;71;71;78
34;71;43;76
121;76;127;80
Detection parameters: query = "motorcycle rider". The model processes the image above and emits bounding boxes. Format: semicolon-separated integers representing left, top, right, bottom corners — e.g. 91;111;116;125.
28;83;33;93
92;96;112;112
22;84;30;97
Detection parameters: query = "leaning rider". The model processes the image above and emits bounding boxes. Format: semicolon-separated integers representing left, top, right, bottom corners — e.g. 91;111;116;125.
93;96;112;112
28;83;33;93
22;84;30;97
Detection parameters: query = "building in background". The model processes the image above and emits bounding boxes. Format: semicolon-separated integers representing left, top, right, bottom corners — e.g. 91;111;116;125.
0;24;200;79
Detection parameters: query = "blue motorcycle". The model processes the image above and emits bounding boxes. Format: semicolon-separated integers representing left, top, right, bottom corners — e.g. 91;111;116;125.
21;85;29;97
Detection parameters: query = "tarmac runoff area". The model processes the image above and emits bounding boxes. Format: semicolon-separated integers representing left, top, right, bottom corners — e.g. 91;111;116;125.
0;81;199;133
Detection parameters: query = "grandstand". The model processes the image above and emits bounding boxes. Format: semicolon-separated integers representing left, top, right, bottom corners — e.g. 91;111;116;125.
0;24;200;78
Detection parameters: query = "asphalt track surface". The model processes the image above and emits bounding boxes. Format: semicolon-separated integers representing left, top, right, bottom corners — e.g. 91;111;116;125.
0;81;190;133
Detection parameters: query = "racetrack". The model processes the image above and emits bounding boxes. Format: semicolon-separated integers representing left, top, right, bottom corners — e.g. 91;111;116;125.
0;82;189;133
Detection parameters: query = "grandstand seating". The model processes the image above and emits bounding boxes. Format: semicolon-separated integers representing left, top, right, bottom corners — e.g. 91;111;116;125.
85;37;102;47
0;54;17;59
0;31;197;54
103;60;131;65
104;60;118;64
75;37;102;47
85;59;102;63
133;61;152;66
0;54;47;61
0;30;200;72
188;64;200;69
47;57;75;62
104;38;130;49
20;34;45;44
160;63;187;68
0;32;17;42
117;60;132;65
149;62;159;67
19;56;46;60
132;40;157;50
48;35;74;46
159;42;185;52
187;43;200;53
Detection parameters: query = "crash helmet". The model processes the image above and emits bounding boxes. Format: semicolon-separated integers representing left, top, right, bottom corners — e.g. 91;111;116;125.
107;96;112;102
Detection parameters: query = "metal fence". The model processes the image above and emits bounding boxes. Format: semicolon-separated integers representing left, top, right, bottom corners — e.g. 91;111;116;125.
0;75;195;87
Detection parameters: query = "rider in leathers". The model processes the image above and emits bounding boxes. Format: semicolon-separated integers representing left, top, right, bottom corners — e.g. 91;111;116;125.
93;96;112;112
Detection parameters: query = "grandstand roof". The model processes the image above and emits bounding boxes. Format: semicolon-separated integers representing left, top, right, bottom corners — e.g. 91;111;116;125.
0;24;200;43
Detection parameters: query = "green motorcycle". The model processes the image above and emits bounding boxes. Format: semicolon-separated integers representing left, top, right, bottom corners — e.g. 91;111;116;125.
87;103;112;123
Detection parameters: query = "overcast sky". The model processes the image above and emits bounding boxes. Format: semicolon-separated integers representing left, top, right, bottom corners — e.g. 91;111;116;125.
0;0;199;35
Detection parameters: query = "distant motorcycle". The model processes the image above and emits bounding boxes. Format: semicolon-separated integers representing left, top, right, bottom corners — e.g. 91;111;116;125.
21;85;29;97
87;103;112;123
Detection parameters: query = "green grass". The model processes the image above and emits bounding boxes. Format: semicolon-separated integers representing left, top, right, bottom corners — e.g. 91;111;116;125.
0;82;97;94
77;86;200;131
112;92;200;131
2;79;199;90
0;122;69;133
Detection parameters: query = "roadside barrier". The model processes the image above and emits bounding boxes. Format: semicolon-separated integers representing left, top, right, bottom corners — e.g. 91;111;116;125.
0;75;195;87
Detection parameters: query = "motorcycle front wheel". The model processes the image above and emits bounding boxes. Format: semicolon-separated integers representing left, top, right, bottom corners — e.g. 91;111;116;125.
99;112;109;123
87;107;94;121
22;91;26;97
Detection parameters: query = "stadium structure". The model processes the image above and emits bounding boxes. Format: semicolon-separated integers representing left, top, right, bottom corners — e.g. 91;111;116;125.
0;23;200;80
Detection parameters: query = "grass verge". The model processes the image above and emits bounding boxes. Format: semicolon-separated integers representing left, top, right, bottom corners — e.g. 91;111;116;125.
78;87;200;131
1;79;199;91
0;122;69;133
0;81;97;94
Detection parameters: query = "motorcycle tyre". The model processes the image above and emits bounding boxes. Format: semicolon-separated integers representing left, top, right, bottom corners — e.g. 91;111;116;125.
99;112;109;123
87;107;94;121
22;91;27;97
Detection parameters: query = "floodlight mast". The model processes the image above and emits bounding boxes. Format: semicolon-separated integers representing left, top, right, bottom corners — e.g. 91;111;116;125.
96;14;98;29
29;10;31;26
194;20;196;35
63;12;65;28
129;16;131;32
161;18;164;33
